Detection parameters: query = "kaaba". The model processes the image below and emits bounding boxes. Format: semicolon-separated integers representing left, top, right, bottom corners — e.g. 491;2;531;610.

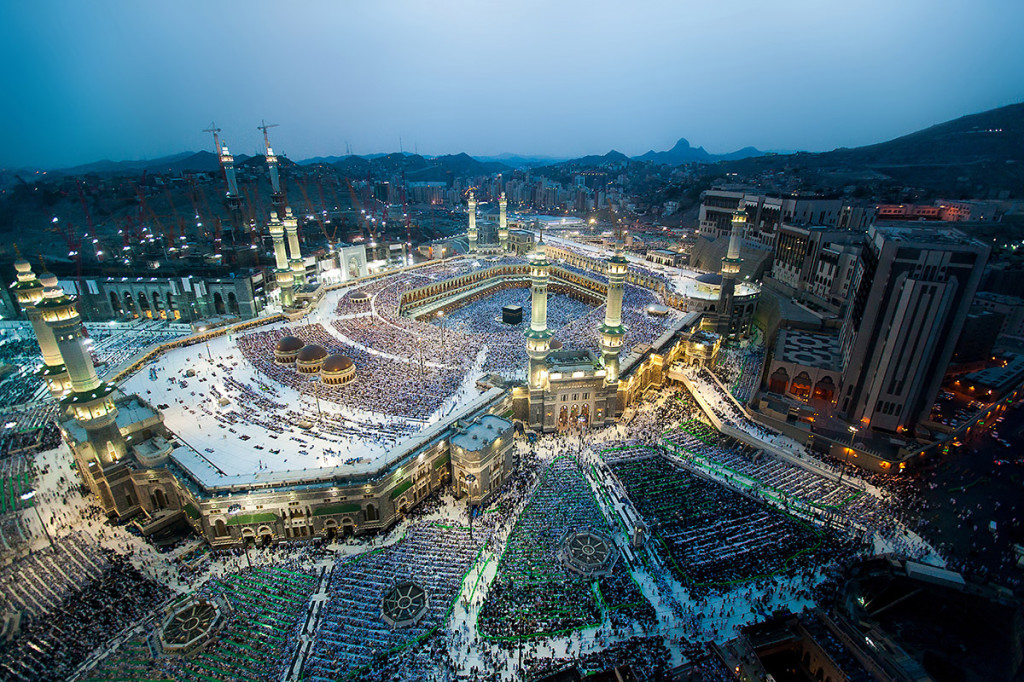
502;305;523;325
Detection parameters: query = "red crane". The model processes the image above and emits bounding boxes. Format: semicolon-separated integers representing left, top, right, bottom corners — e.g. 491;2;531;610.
297;180;337;243
401;170;411;255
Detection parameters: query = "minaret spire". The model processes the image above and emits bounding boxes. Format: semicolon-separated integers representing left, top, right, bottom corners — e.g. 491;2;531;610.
284;207;307;287
467;190;478;253
269;211;295;308
599;217;628;381
526;233;554;394
259;120;285;217
718;207;745;337
38;275;127;468
498;192;509;252
9;249;69;397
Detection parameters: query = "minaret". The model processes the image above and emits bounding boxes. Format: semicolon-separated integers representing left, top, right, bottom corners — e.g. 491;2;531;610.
599;237;629;382
269;211;295;308
219;140;244;245
718;207;745;337
526;233;554;395
261;122;287;220
36;274;126;467
467;191;478;253
498;192;509;252
284;207;307;287
9;255;69;397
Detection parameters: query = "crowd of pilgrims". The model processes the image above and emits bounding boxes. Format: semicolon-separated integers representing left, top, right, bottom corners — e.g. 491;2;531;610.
710;341;766;403
679;364;818;457
237;322;464;422
0;335;45;407
0;403;60;458
477;454;648;639
84;565;319;682
86;319;191;377
524;636;673;680
229;256;680;427
332;256;679;379
607;447;846;589
304;521;488;682
0;261;997;681
0;532;171;682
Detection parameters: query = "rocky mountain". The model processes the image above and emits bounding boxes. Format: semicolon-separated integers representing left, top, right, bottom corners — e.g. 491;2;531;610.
634;138;763;166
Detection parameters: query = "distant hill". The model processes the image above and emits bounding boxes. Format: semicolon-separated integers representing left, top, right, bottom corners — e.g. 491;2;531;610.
237;154;298;170
634;138;764;165
715;102;1024;195
51;150;255;176
327;151;510;181
475;153;570;168
563;150;631;167
815;102;1024;166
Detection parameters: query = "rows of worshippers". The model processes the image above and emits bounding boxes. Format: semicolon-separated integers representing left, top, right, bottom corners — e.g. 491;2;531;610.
0;532;171;682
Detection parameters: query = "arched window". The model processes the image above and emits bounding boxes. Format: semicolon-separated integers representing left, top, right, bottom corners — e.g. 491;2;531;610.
812;376;837;403
790;372;813;400
769;367;790;394
364;504;378;521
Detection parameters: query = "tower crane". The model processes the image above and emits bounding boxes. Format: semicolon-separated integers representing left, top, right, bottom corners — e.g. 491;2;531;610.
203;122;222;155
297;180;337;243
257;121;278;153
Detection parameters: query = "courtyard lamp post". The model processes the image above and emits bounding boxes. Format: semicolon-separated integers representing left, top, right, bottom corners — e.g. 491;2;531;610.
20;490;55;549
437;311;446;365
839;424;858;487
465;473;476;538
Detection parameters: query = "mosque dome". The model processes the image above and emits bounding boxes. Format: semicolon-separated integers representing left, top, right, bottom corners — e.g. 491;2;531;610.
276;336;304;354
321;355;354;373
695;273;723;286
296;344;328;363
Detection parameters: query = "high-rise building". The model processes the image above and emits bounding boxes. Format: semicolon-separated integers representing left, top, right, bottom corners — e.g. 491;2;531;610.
838;225;989;434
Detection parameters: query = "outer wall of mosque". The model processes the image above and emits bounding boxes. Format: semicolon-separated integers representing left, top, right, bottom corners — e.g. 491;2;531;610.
60;389;515;548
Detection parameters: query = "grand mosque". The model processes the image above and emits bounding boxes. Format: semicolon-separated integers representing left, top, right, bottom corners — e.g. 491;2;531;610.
10;178;757;548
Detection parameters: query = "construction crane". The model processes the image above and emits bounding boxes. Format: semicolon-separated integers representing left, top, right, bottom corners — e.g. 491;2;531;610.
203;122;231;202
297;180;337;243
257;120;278;152
76;181;96;236
164;189;187;255
53;217;84;281
344;178;364;237
401;171;412;254
203;122;222;154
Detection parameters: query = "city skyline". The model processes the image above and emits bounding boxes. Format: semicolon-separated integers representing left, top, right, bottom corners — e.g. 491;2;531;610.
3;0;1023;168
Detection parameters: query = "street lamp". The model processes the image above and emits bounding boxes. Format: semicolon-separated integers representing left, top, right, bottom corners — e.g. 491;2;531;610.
436;311;446;364
465;474;477;537
20;490;55;549
839;425;858;485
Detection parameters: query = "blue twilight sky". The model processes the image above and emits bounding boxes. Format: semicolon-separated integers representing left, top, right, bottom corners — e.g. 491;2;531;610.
2;0;1023;169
